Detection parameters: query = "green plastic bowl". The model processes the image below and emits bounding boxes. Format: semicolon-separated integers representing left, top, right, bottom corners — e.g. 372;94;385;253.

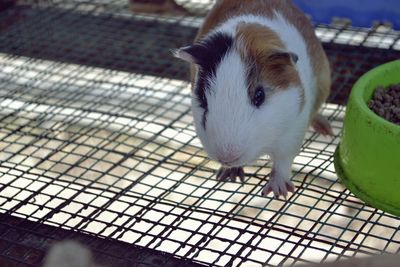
334;60;400;216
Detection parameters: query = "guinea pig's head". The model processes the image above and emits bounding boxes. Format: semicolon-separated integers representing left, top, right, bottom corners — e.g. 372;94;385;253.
175;23;303;167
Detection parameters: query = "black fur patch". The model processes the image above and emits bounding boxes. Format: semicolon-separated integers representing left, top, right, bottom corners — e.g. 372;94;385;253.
183;32;233;128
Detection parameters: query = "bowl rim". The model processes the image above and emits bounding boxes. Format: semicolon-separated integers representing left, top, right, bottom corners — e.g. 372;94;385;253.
351;59;400;131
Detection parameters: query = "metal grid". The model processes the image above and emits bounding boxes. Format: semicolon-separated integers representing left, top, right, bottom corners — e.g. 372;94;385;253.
0;214;202;267
0;1;400;266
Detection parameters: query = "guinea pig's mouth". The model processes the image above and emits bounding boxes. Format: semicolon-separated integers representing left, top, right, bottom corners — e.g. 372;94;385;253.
216;152;263;168
216;154;244;168
202;143;249;167
220;161;241;168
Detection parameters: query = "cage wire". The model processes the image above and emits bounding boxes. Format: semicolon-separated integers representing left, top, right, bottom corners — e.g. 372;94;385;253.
0;0;400;266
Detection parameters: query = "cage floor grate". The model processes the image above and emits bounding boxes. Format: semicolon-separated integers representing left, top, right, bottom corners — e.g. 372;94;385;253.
0;1;400;267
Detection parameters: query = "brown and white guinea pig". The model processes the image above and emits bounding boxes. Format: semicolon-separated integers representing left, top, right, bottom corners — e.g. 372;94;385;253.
174;0;333;198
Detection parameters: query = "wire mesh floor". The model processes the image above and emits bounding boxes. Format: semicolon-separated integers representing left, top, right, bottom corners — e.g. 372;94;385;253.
1;1;400;266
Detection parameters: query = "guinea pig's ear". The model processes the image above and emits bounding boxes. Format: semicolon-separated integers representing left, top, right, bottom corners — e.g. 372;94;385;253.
268;50;299;65
173;45;203;64
235;23;299;65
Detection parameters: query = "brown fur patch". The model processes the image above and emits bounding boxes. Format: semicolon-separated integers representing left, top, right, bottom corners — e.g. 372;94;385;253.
235;23;304;107
235;23;286;60
195;0;331;117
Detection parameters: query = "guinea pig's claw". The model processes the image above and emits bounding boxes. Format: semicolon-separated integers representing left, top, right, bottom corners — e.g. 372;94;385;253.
287;182;295;193
216;168;224;179
238;167;245;182
216;167;245;183
262;179;295;199
229;171;236;182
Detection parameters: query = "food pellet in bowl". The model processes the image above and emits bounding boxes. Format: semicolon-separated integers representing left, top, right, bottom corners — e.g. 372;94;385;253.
368;84;400;125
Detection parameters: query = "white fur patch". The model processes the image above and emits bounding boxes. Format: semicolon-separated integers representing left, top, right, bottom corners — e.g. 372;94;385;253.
192;12;315;166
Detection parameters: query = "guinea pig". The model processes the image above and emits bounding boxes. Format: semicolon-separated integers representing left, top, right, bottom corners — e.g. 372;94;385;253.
174;0;332;198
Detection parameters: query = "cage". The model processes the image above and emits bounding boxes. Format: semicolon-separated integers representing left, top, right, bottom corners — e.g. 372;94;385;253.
0;1;399;266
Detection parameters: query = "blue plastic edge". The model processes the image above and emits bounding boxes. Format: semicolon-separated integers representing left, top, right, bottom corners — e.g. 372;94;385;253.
292;0;400;29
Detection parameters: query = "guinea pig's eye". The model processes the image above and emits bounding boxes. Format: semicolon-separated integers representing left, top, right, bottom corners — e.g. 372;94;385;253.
252;86;265;107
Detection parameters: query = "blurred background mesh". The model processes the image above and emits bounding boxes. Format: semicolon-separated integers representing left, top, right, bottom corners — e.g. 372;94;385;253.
0;1;400;266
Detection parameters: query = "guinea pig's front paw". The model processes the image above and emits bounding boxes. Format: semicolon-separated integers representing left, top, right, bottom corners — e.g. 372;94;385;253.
216;167;245;182
262;173;295;199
